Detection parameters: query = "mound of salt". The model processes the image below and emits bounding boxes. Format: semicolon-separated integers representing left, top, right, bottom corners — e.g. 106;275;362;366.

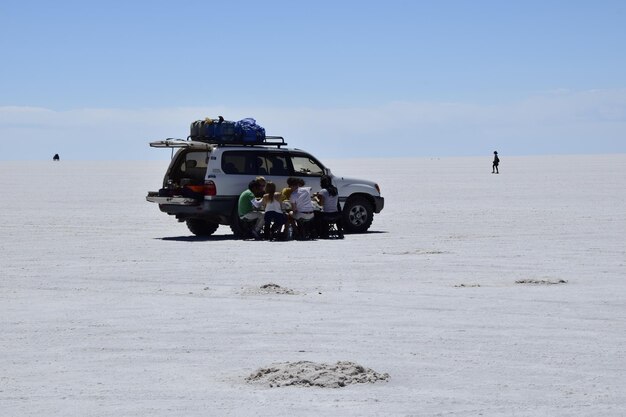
516;279;568;285
246;361;389;388
259;283;294;293
241;283;297;295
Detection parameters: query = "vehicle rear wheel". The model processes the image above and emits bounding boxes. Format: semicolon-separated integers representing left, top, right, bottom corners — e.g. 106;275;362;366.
342;196;373;233
186;219;219;236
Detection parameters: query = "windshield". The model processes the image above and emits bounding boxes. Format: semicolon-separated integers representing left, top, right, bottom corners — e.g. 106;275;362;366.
290;154;325;176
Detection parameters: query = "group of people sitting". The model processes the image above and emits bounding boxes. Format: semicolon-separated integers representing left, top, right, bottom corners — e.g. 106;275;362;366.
237;175;344;241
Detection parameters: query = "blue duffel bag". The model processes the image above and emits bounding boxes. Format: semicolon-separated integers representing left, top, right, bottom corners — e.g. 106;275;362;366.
235;118;266;143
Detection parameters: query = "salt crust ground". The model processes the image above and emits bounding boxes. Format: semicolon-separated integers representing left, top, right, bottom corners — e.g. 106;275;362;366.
1;155;625;416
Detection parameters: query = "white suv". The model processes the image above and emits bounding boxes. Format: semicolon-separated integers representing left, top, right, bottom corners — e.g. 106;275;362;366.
146;136;384;236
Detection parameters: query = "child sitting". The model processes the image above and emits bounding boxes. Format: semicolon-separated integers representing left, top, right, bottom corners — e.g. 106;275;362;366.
261;182;286;240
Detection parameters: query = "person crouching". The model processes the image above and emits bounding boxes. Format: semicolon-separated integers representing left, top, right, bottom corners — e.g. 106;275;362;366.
238;179;265;239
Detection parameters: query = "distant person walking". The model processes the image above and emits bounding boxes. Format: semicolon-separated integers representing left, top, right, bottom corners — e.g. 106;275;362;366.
492;151;499;174
53;153;60;161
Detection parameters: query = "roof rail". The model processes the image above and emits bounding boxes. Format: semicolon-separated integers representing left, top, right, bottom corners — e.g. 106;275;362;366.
187;135;288;148
264;136;288;147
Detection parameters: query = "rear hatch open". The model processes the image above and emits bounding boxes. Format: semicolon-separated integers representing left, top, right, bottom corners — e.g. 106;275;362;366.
146;139;214;205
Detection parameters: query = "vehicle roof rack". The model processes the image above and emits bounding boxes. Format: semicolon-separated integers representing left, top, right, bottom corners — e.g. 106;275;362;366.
263;136;288;147
186;135;288;148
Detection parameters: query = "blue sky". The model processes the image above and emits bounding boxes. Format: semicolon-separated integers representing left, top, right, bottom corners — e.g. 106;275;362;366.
1;0;625;160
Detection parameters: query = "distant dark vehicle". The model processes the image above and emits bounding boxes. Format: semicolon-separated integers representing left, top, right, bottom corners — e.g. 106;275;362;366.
53;154;60;161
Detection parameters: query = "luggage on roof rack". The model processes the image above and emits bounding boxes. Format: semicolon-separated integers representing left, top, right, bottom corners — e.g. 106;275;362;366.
237;117;266;143
189;117;266;144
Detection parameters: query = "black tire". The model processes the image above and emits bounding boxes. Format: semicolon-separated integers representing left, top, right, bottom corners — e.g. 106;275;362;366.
186;219;219;236
342;196;374;233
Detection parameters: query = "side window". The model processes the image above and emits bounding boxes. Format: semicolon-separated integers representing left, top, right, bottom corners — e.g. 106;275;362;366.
182;151;208;170
222;151;268;175
250;154;269;176
178;151;208;181
290;154;325;177
267;154;289;176
222;152;246;174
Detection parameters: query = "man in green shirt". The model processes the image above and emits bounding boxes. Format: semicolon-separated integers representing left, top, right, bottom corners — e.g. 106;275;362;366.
238;179;264;238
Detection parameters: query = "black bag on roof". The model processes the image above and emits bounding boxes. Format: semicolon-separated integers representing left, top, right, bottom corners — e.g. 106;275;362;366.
190;117;237;143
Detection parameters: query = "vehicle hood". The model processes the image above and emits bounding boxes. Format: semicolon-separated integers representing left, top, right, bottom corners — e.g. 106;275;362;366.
333;175;381;196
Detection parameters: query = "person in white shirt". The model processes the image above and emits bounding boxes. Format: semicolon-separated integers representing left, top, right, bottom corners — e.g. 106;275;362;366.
288;177;314;221
287;177;315;239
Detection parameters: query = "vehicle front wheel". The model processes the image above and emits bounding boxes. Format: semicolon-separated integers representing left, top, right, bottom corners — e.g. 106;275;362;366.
342;196;374;233
186;219;219;236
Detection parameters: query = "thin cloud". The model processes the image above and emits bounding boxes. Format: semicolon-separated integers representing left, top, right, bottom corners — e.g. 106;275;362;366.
1;89;625;160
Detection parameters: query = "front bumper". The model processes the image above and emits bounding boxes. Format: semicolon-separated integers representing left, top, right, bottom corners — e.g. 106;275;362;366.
373;196;384;213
